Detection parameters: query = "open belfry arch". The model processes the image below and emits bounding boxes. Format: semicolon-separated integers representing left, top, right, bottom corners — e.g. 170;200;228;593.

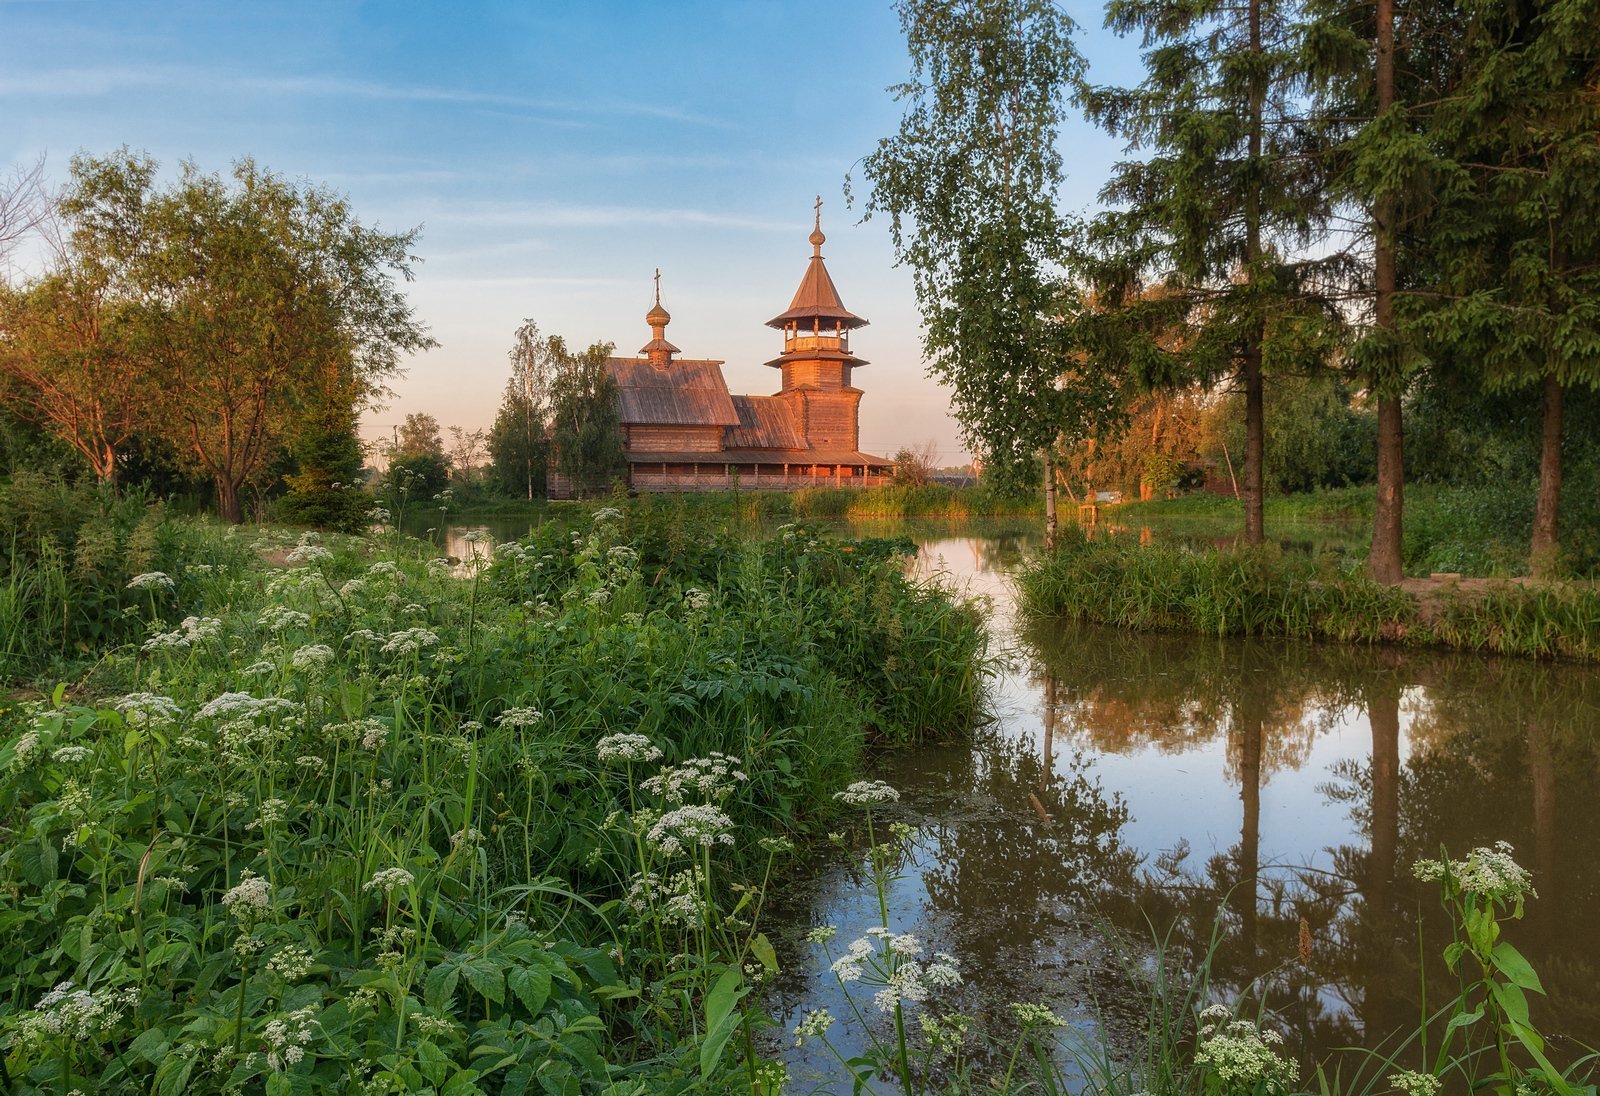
549;200;894;497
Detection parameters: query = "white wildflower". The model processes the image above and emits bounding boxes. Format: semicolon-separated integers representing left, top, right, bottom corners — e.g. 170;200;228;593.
261;1006;317;1071
114;693;183;726
646;804;735;857
127;572;175;591
266;945;314;982
642;753;748;803
221;870;272;920
592;507;622;523
834;780;900;806
1389;1071;1442;1096
683;587;710;611
830;936;873;983
18;982;139;1045
804;925;838;945
1194;1014;1298;1090
363;867;414;894
339;578;369;597
257;607;311;633
1413;841;1536;903
380;627;438;655
52;746;92;764
289;644;335;672
1010;1003;1068;1028
496;707;543;728
11;731;41;767
792;1008;834;1045
596;733;662;763
285;544;334;566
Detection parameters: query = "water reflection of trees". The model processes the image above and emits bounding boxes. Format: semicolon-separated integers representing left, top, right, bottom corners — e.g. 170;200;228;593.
1021;620;1600;1061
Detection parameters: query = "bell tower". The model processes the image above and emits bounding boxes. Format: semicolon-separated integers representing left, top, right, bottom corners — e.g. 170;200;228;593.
764;198;870;453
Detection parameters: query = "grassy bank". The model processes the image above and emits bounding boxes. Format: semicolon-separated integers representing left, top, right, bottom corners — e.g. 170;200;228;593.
0;509;989;1091
1110;482;1600;577
1017;534;1600;661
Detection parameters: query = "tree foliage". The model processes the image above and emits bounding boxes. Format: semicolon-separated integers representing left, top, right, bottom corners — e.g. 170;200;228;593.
548;338;624;498
856;0;1117;499
1;150;431;523
488;319;555;500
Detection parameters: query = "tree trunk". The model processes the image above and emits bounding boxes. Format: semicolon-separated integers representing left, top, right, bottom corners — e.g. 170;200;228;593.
1367;0;1404;585
1242;0;1266;547
1530;373;1563;578
1236;700;1263;961
1364;675;1402;1042
1243;347;1266;544
216;476;244;524
1043;453;1058;551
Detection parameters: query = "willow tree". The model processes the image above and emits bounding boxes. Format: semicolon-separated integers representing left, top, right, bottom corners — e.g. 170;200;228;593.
854;0;1116;546
1417;0;1600;577
1082;0;1341;546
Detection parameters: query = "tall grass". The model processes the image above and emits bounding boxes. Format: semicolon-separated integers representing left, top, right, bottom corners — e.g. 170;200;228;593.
1017;533;1600;661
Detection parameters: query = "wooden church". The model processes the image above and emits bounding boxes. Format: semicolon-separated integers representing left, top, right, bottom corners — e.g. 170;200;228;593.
549;203;894;497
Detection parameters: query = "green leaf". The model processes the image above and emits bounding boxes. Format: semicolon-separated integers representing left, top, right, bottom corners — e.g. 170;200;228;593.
1490;980;1532;1028
425;962;460;1010
440;1069;483;1096
699;966;749;1081
507;964;551;1015
749;932;779;974
461;957;506;1004
1491;941;1545;993
1444;1007;1483;1034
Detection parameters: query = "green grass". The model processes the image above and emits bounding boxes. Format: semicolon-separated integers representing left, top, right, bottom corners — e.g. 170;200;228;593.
1017;532;1600;661
0;511;991;1091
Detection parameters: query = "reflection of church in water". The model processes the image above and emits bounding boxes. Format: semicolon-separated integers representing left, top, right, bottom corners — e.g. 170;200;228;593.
548;202;894;498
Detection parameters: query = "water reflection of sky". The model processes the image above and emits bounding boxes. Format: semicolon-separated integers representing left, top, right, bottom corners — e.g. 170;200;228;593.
763;525;1600;1088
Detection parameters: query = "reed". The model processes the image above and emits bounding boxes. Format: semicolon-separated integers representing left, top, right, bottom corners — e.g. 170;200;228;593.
1017;534;1600;662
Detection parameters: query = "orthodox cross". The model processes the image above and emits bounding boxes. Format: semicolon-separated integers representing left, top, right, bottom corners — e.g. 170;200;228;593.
653;266;661;304
814;194;823;227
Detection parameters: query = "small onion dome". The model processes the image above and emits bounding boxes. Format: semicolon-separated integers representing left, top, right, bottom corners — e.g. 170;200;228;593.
646;299;671;327
809;223;826;250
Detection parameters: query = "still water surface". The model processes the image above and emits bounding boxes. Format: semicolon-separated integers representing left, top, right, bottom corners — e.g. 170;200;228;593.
433;515;1600;1085
763;523;1600;1086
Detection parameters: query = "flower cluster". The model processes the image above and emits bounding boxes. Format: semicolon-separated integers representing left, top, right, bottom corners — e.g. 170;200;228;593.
18;982;139;1046
596;733;663;764
115;693;183;726
127;571;175;591
1413;841;1537;904
624;868;707;927
363;867;415;894
646;805;735;856
265;945;314;982
289;644;335;672
496;707;543;728
642;753;748;803
142;615;223;651
1010;1002;1068;1028
825;927;961;1017
683;587;710;612
833;780;900;807
197;692;294;723
1389;1071;1442;1096
285;543;334;566
1194;1006;1297;1092
221;871;272;921
261;1007;317;1071
792;1008;835;1045
258;606;312;633
381;627;439;656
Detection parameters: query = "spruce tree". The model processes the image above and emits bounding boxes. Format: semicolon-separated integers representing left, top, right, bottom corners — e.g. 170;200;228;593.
1083;0;1341;545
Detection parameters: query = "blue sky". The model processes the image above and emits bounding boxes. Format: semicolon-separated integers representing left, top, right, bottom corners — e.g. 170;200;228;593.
1;1;1141;463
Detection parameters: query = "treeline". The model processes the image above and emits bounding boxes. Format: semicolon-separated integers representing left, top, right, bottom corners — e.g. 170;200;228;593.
0;150;431;526
861;0;1599;580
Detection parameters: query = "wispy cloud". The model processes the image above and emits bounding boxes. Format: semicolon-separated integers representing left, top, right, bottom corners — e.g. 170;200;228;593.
0;65;733;129
429;202;794;233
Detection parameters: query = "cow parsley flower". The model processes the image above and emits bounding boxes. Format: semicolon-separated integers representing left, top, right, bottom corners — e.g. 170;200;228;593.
1413;842;1536;903
127;572;175;591
592;507;622;523
261;1007;317;1071
1010;1003;1068;1028
289;644;335;672
115;693;183;726
18;982;139;1045
221;871;272;920
1194;1013;1297;1091
266;945;314;982
363;867;414;894
1389;1071;1441;1096
683;587;710;611
792;1008;834;1044
829;936;874;982
380;627;438;655
285;544;334;566
596;732;663;763
52;746;92;764
646;805;735;856
642;753;748;803
834;780;900;806
496;707;543;728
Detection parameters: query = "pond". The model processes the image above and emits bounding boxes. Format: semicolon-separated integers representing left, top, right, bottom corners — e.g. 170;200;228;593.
432;514;1600;1086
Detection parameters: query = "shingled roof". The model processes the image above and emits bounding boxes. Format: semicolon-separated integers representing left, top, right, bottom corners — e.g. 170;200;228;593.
726;395;803;450
765;212;869;330
608;357;740;427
